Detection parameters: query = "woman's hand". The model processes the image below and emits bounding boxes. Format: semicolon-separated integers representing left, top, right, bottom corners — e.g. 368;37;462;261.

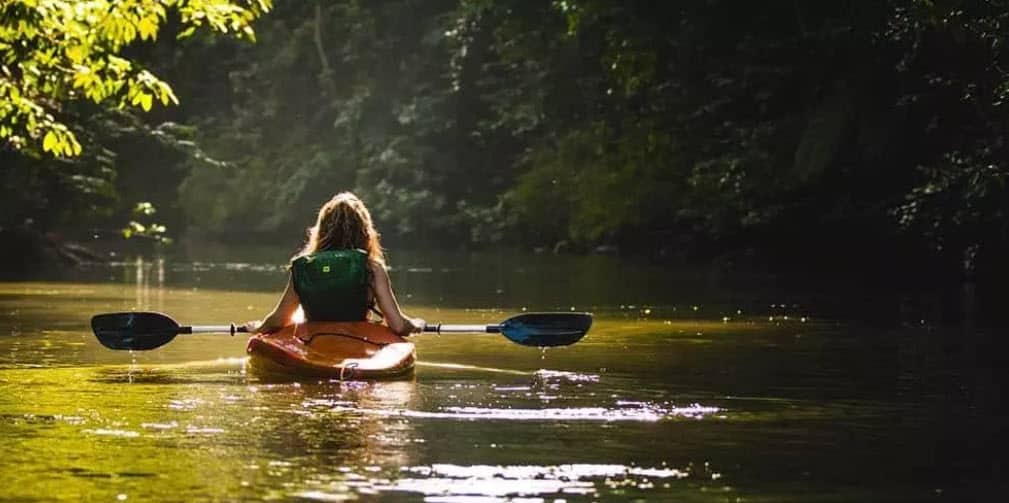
243;320;263;333
408;317;426;334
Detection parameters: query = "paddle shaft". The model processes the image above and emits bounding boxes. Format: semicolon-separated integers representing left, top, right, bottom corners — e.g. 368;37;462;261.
185;324;249;335
424;323;501;334
185;324;498;334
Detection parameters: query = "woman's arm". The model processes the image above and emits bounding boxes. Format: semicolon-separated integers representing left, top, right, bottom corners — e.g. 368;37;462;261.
371;261;424;336
246;274;301;333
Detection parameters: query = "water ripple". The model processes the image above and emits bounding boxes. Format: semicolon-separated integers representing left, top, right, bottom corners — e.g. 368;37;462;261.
332;403;720;422
296;463;692;501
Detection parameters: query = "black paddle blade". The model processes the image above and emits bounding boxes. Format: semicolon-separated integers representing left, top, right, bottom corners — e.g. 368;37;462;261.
499;312;593;347
90;312;181;350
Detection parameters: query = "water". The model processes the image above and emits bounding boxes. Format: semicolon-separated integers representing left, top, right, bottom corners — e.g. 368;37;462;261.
0;250;1004;501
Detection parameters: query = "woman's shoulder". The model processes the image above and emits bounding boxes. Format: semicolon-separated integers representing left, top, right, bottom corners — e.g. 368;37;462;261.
293;249;376;275
367;258;387;272
289;254;308;268
295;249;369;261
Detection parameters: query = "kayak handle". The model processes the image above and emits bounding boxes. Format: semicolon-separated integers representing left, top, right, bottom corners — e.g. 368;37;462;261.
185;324;250;336
424;323;501;334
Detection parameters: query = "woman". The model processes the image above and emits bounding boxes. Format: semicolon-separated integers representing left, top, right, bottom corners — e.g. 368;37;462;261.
247;192;424;336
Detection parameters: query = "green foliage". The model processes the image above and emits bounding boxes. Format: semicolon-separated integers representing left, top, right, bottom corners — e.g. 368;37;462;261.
174;1;463;241
885;1;1009;273
511;121;683;245
122;201;172;243
0;0;270;157
4;0;1006;282
162;0;1007;278
0;146;117;229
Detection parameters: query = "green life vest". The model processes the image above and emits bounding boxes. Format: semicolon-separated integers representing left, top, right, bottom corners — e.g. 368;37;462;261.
290;249;370;322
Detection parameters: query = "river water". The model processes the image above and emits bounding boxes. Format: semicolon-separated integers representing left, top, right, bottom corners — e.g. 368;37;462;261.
0;249;1003;501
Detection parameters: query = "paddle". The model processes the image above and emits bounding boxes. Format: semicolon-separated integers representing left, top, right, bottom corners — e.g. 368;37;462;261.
90;312;247;351
423;312;592;347
90;311;592;351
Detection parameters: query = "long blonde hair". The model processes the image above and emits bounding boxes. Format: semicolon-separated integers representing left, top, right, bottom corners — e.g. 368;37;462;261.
297;192;385;266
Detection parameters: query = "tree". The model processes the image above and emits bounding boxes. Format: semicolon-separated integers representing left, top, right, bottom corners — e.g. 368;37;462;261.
886;1;1009;278
0;0;271;157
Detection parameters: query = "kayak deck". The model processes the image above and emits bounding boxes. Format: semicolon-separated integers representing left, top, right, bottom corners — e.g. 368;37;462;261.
246;322;415;380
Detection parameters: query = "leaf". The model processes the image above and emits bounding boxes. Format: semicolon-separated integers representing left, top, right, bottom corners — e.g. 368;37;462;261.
42;131;58;152
72;68;95;90
140;93;153;112
157;81;179;105
138;17;159;41
134;202;156;216
67;135;82;156
177;26;196;39
66;45;86;63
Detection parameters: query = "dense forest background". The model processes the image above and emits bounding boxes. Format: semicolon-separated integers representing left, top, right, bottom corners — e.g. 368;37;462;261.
2;1;1007;284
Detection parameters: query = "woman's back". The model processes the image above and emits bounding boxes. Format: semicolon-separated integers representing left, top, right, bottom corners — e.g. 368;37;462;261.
248;192;423;336
290;249;370;322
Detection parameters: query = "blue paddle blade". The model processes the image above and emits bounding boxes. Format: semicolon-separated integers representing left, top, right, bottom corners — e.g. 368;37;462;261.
499;312;592;347
91;312;181;350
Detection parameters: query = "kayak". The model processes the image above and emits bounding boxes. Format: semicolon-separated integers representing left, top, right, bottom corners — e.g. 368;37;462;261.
246;322;415;380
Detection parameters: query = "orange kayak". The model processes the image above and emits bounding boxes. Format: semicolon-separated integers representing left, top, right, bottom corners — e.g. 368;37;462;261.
246;322;415;380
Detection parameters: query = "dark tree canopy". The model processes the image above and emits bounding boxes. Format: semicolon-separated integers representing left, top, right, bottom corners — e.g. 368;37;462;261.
1;0;1006;282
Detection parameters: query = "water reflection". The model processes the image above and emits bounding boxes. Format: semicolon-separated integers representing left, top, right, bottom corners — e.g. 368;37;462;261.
242;380;421;476
129;257;166;314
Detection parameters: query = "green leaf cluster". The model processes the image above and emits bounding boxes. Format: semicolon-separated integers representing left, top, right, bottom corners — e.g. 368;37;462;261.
0;0;270;157
122;201;171;243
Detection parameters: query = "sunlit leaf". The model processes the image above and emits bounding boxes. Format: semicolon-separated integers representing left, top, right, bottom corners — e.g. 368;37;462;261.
42;130;57;152
138;17;158;41
0;0;270;157
66;45;86;63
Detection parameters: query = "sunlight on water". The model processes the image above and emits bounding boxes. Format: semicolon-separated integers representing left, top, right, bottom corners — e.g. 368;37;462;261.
83;428;141;438
532;369;599;382
293;463;699;501
333;404;719;422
